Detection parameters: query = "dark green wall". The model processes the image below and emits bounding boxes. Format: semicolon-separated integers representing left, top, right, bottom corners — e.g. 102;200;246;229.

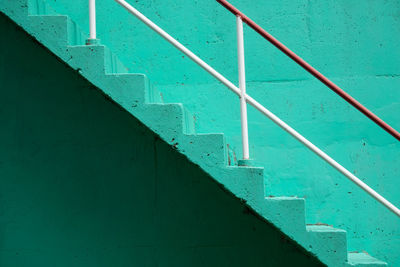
0;14;323;267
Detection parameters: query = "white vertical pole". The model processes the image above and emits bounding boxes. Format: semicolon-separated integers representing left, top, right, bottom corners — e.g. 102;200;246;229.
237;15;250;160
89;0;97;40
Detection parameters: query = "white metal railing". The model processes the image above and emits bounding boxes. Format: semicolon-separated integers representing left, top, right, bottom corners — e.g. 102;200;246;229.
87;0;97;44
237;16;250;161
97;0;400;217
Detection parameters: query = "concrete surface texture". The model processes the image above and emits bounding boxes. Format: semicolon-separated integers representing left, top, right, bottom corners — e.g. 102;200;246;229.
0;0;398;265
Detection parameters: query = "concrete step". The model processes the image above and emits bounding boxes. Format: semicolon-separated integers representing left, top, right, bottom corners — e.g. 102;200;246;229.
307;225;348;266
261;197;307;241
347;252;387;266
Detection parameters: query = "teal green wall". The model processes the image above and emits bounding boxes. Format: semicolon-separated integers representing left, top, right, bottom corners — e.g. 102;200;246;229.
0;13;324;266
39;0;400;265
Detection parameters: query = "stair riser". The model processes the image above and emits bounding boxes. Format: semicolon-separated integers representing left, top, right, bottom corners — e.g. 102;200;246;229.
307;227;348;266
0;0;29;24
261;198;307;242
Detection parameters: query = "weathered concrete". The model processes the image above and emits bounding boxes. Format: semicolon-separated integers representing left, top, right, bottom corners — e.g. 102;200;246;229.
34;0;399;264
0;13;324;266
0;0;396;265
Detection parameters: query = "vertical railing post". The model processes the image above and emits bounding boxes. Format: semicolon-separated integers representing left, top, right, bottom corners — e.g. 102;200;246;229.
237;15;250;160
86;0;99;45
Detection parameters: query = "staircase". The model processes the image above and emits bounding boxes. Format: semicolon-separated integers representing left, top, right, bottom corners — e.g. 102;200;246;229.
0;0;391;266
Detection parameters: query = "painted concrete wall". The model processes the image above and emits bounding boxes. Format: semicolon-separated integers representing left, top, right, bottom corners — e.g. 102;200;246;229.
9;0;400;265
0;14;324;266
23;0;400;265
40;1;400;265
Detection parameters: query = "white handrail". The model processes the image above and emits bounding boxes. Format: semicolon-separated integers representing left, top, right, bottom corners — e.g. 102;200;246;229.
114;0;400;218
237;16;250;160
89;0;96;40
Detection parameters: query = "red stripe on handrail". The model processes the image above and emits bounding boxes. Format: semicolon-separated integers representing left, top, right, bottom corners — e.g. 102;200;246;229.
217;0;400;142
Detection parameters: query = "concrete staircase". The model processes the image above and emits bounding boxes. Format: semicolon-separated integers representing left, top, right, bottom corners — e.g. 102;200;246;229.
0;0;388;266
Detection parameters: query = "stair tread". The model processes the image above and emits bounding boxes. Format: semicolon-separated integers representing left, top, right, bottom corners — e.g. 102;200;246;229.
306;224;346;233
347;252;387;266
29;14;65;17
265;196;303;201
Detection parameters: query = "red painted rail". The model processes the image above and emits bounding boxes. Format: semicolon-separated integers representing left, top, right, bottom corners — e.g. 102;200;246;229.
217;0;400;142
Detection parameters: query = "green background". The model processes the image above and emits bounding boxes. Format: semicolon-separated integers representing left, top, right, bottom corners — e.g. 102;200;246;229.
2;0;400;265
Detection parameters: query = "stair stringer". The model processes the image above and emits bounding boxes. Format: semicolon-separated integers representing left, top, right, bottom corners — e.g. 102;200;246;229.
0;1;388;266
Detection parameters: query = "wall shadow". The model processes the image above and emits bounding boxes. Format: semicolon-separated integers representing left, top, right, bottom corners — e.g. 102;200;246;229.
0;13;323;267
